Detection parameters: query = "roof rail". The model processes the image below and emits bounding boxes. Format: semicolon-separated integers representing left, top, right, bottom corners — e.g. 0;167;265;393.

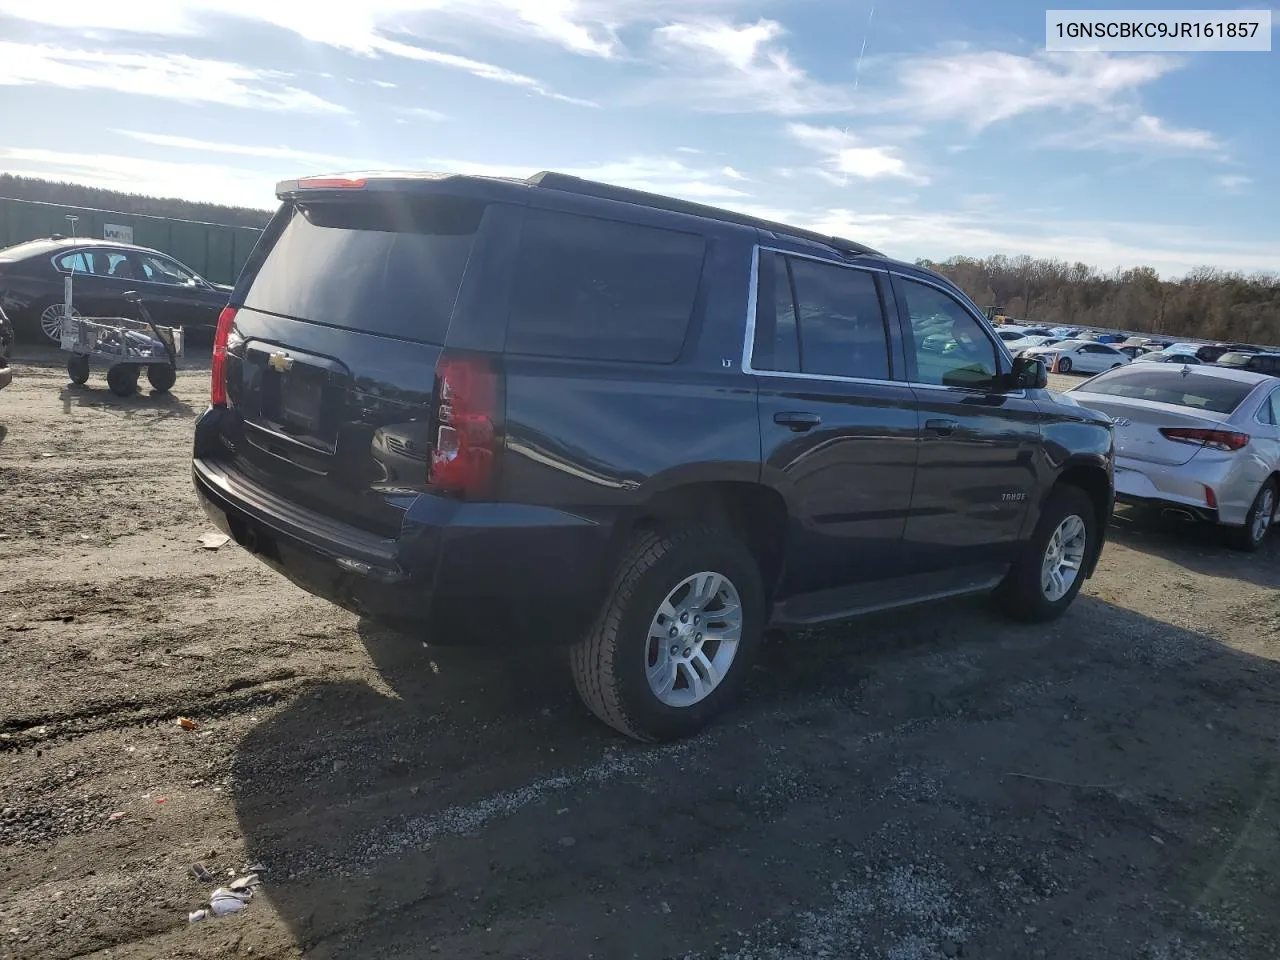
526;171;883;258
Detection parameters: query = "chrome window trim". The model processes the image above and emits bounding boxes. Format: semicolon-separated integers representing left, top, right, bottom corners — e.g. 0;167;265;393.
741;244;1026;398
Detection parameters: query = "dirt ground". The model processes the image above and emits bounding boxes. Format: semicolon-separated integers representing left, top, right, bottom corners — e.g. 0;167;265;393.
2;346;1279;960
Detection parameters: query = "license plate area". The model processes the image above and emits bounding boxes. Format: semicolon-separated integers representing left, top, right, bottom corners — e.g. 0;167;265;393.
277;374;323;434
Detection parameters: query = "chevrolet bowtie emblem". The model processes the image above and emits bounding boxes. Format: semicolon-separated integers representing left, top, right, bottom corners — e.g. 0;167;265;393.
267;351;294;373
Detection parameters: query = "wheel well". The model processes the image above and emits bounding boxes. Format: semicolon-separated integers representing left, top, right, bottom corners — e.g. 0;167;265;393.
1054;465;1112;560
624;482;789;595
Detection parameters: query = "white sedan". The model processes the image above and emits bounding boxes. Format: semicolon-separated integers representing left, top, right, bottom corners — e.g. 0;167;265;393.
1022;339;1132;375
1069;364;1280;550
1004;334;1062;356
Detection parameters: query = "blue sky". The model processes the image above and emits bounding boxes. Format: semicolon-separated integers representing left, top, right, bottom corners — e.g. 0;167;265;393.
0;0;1275;277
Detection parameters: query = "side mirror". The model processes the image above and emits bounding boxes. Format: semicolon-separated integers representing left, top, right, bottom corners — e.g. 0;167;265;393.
1009;356;1048;390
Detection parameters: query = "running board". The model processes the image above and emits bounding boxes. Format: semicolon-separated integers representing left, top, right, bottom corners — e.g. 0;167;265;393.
770;566;1007;627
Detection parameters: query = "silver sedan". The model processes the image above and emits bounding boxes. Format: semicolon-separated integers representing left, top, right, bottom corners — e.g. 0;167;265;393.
1068;364;1280;551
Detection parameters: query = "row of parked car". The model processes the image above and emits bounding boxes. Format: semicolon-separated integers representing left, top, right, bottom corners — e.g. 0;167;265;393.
994;323;1280;377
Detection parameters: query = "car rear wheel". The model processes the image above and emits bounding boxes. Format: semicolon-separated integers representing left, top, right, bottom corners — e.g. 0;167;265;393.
1057;357;1073;373
1229;479;1277;552
994;484;1095;623
36;301;80;345
570;525;765;742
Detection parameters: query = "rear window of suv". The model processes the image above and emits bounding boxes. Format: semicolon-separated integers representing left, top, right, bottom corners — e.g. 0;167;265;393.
242;196;485;345
1078;367;1255;414
504;209;706;363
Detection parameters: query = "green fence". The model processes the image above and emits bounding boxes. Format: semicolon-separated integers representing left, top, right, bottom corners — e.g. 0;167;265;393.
0;197;264;285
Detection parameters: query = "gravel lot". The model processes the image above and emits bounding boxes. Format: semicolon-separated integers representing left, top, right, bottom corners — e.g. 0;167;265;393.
2;347;1279;960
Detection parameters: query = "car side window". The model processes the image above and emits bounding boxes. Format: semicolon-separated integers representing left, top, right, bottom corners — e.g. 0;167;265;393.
899;277;999;389
54;251;92;273
138;254;197;286
505;209;706;364
1260;390;1280;426
786;258;890;380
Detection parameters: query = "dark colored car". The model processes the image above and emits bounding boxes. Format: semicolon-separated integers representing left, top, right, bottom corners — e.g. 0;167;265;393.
192;171;1115;741
0;304;12;391
1216;351;1280;376
0;238;232;344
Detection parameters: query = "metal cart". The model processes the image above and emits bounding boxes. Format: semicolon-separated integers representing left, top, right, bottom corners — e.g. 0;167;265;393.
60;291;185;397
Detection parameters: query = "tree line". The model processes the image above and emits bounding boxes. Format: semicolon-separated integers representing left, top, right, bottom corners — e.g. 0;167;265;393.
919;254;1280;347
0;174;271;229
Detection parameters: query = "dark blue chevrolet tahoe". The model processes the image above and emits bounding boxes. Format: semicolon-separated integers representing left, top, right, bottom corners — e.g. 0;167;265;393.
192;171;1114;742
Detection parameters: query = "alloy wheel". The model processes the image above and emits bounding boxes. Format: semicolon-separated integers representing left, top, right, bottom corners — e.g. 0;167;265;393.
1041;514;1087;602
645;571;743;708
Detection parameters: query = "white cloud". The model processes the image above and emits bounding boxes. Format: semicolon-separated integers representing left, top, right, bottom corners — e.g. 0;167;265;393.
0;147;279;208
885;50;1178;129
113;131;389;168
1215;174;1252;193
787;123;927;184
648;19;853;115
0;42;344;113
0;0;599;102
1122;114;1221;151
805;207;1280;278
417;156;753;199
1043;113;1223;155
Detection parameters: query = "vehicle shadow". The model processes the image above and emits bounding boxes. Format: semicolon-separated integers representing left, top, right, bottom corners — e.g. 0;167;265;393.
58;383;200;419
1108;507;1280;590
231;598;1280;959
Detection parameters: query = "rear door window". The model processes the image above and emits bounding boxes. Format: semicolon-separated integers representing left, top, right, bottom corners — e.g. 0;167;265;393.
505;209;706;363
243;196;485;344
787;259;891;380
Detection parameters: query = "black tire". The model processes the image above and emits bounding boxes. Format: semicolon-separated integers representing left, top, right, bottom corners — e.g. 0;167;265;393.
106;365;138;397
147;364;177;393
994;484;1097;623
66;355;90;385
1057;357;1073;373
570;525;766;742
1228;479;1277;552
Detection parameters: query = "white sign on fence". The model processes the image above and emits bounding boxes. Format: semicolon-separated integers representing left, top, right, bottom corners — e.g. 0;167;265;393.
103;223;134;244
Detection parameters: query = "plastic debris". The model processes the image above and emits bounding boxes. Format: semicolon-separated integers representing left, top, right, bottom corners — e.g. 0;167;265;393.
191;863;214;883
177;717;198;731
209;887;252;916
197;532;230;550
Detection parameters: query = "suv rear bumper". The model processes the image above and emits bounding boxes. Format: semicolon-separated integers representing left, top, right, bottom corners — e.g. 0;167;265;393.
192;455;613;642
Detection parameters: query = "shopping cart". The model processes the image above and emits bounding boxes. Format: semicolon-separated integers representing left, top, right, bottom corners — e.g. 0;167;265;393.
61;291;184;397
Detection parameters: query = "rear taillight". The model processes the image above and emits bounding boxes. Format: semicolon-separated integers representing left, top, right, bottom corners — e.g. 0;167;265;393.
428;353;502;498
1159;427;1250;451
210;306;236;407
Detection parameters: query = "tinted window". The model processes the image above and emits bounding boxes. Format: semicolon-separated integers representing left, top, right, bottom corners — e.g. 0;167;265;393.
899;277;998;388
752;252;800;373
787;259;889;380
244;197;484;345
1257;391;1279;425
1079;368;1255;414
55;251;92;273
139;254;197;285
506;210;705;363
